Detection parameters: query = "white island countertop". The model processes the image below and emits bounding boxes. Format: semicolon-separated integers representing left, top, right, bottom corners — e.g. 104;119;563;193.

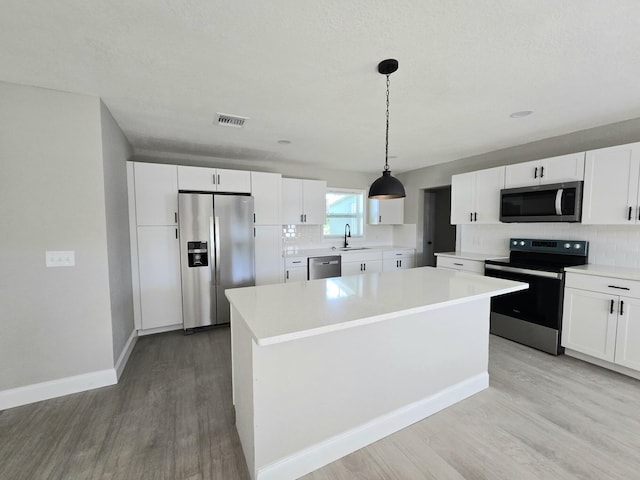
226;266;527;346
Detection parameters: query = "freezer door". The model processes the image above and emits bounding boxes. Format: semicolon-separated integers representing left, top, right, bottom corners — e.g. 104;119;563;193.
213;195;255;324
179;193;215;329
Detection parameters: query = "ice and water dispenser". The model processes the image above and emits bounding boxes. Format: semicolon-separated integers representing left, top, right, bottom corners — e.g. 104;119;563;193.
186;241;208;267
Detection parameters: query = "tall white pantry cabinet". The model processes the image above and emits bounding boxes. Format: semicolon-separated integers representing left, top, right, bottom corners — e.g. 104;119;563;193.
127;162;183;333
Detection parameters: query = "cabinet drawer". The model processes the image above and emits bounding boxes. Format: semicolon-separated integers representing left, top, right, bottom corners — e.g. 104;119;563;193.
285;256;307;268
383;249;414;259
565;272;640;298
436;256;484;274
341;250;383;263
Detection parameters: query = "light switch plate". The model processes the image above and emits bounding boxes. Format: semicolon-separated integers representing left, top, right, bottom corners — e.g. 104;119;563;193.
46;251;75;267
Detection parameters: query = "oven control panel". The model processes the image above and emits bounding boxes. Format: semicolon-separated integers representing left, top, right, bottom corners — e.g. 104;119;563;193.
510;238;588;256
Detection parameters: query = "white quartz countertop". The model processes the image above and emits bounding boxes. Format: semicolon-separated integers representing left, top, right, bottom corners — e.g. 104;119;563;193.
225;267;527;346
434;251;506;262
283;245;413;257
565;264;640;282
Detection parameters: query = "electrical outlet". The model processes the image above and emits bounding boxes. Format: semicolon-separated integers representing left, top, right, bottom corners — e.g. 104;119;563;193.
46;251;75;267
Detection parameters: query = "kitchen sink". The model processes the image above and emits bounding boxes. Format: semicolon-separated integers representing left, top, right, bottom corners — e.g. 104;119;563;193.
338;247;370;251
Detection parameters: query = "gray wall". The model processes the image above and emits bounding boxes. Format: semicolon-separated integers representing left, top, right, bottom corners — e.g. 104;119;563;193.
0;82;114;390
398;117;640;264
100;102;134;364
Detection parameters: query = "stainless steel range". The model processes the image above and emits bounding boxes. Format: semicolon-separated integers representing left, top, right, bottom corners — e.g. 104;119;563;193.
484;238;588;355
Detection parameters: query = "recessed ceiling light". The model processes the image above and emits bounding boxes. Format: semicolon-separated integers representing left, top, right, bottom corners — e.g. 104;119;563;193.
510;110;534;118
277;140;291;144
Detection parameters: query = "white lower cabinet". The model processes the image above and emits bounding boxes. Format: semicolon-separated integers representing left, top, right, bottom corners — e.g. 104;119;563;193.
435;256;485;275
341;250;383;276
342;259;383;276
382;249;415;271
284;256;307;282
562;271;640;375
254;226;282;285
136;226;183;330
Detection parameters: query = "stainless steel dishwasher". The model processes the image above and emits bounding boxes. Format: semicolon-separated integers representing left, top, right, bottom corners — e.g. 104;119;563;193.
308;255;341;280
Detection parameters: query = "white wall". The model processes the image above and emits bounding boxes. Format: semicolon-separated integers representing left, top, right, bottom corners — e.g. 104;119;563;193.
397;116;640;265
100;101;135;364
0;82;114;391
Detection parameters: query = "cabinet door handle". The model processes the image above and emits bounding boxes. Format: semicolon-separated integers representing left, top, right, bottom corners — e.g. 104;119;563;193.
174;212;178;223
253;228;256;238
399;260;402;267
470;212;473;222
379;215;382;223
360;263;363;271
396;260;399;268
453;262;464;266
304;214;307;222
607;285;630;290
286;270;289;280
363;263;366;271
474;212;477;222
628;206;632;221
620;300;625;316
534;167;538;179
217;174;221;184
540;166;544;178
253;213;256;223
638;206;640;221
292;261;302;264
300;214;304;223
175;228;178;239
212;174;216;184
610;299;615;314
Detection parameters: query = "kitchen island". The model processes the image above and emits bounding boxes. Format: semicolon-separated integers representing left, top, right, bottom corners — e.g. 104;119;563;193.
225;267;527;480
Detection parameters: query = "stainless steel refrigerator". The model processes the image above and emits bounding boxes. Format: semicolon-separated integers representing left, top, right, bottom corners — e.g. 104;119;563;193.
178;193;255;330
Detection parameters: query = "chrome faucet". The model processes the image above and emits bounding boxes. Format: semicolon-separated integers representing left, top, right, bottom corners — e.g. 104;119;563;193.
344;224;351;248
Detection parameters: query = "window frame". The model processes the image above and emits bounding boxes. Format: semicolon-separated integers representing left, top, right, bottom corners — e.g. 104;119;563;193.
323;187;366;238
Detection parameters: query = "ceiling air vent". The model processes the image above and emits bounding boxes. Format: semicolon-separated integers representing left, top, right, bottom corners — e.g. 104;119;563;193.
216;113;248;128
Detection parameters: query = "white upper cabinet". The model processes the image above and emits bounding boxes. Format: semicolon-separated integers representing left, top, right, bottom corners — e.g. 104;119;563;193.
504;153;585;188
133;162;178;226
581;143;640;224
451;166;505;224
251;171;282;225
281;178;327;224
368;198;404;225
177;165;251;193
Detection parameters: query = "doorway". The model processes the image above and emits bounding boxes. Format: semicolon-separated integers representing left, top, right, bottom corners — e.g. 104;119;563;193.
423;186;456;266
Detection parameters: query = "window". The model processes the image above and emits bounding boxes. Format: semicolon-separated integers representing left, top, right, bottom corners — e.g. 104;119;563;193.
324;189;364;237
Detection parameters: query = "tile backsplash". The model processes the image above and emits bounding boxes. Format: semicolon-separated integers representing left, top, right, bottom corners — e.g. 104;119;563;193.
460;224;640;268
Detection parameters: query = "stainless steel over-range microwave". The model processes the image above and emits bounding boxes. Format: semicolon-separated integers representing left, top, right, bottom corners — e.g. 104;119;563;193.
500;181;583;223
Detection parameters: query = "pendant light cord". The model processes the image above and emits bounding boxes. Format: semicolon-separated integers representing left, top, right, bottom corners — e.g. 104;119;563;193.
384;74;390;172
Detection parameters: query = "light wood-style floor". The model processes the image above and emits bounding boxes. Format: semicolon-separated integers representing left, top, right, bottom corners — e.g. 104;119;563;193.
1;328;639;480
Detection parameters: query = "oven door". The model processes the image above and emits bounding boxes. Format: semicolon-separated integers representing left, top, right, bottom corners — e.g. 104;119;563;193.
485;264;563;328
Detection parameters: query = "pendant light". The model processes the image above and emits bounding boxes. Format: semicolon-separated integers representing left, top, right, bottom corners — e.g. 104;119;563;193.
368;59;406;199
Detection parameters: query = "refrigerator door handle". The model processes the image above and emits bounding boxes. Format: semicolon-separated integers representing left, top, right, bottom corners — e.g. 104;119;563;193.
213;216;221;286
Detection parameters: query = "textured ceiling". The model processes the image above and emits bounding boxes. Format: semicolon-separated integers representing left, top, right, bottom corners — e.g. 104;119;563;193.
2;0;640;174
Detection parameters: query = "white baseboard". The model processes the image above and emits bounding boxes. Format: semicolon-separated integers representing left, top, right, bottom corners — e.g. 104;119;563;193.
115;329;138;380
0;369;117;411
137;323;183;336
257;372;489;480
565;349;640;381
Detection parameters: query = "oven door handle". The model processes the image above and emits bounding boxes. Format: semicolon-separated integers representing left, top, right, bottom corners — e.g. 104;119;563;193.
485;263;563;279
555;188;564;215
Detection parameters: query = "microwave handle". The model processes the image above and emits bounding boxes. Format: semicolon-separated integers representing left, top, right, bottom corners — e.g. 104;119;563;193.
555;188;564;215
